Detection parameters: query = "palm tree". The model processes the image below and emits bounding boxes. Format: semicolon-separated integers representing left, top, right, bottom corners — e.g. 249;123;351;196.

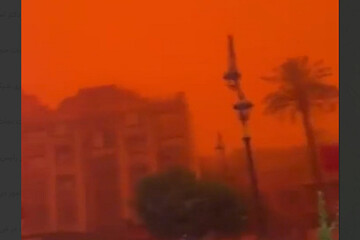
262;56;338;188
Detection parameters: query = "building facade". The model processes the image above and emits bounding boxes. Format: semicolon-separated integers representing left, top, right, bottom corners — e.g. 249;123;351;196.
22;85;194;235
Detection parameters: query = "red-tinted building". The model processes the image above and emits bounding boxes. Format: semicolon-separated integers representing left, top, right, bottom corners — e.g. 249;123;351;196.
320;144;339;172
22;85;195;236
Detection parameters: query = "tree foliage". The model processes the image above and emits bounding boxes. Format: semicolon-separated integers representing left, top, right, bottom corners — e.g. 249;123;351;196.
262;56;338;119
135;168;245;240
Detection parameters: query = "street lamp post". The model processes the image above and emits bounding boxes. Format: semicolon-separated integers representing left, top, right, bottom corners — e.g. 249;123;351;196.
223;35;264;238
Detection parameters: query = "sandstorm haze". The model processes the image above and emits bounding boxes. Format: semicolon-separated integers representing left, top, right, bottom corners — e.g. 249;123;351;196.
22;0;338;154
21;0;339;239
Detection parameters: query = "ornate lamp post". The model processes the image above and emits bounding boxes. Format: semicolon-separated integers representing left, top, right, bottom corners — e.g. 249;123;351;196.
223;35;264;238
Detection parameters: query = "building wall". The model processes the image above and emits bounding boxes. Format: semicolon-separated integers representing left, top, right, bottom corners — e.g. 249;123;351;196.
22;86;194;234
22;125;53;234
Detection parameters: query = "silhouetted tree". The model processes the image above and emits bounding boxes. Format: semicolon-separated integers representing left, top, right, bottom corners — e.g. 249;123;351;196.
262;56;338;187
135;168;246;240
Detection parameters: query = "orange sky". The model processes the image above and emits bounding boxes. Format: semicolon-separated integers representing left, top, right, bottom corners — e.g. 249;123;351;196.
22;0;338;155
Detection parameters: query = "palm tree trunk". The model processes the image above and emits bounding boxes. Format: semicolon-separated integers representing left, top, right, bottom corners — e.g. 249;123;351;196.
300;108;323;190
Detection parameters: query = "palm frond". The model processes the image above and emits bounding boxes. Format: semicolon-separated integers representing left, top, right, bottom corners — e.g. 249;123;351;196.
263;91;296;114
312;101;338;113
307;82;339;101
312;66;332;81
298;56;309;69
281;57;311;84
261;75;279;82
262;56;337;119
313;59;325;68
289;107;299;123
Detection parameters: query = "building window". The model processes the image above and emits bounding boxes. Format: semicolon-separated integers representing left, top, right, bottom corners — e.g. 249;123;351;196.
55;145;73;168
93;130;116;148
125;134;147;153
56;175;78;226
54;124;67;137
158;113;183;139
103;130;117;148
24;130;47;144
28;178;50;228
125;112;140;126
125;112;140;127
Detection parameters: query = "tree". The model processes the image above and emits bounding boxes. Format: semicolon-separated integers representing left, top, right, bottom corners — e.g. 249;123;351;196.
135;168;246;240
317;191;336;240
262;56;338;187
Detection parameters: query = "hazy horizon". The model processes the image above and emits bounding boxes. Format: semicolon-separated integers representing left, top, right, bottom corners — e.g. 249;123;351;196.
23;0;338;155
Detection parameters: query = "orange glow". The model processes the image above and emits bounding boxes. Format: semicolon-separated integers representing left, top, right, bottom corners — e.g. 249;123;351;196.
22;0;338;155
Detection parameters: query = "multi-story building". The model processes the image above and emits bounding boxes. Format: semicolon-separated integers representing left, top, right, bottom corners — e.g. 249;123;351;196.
22;94;54;234
22;85;194;235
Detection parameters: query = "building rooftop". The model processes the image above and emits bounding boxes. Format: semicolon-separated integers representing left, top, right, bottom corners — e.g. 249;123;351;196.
22;85;189;123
